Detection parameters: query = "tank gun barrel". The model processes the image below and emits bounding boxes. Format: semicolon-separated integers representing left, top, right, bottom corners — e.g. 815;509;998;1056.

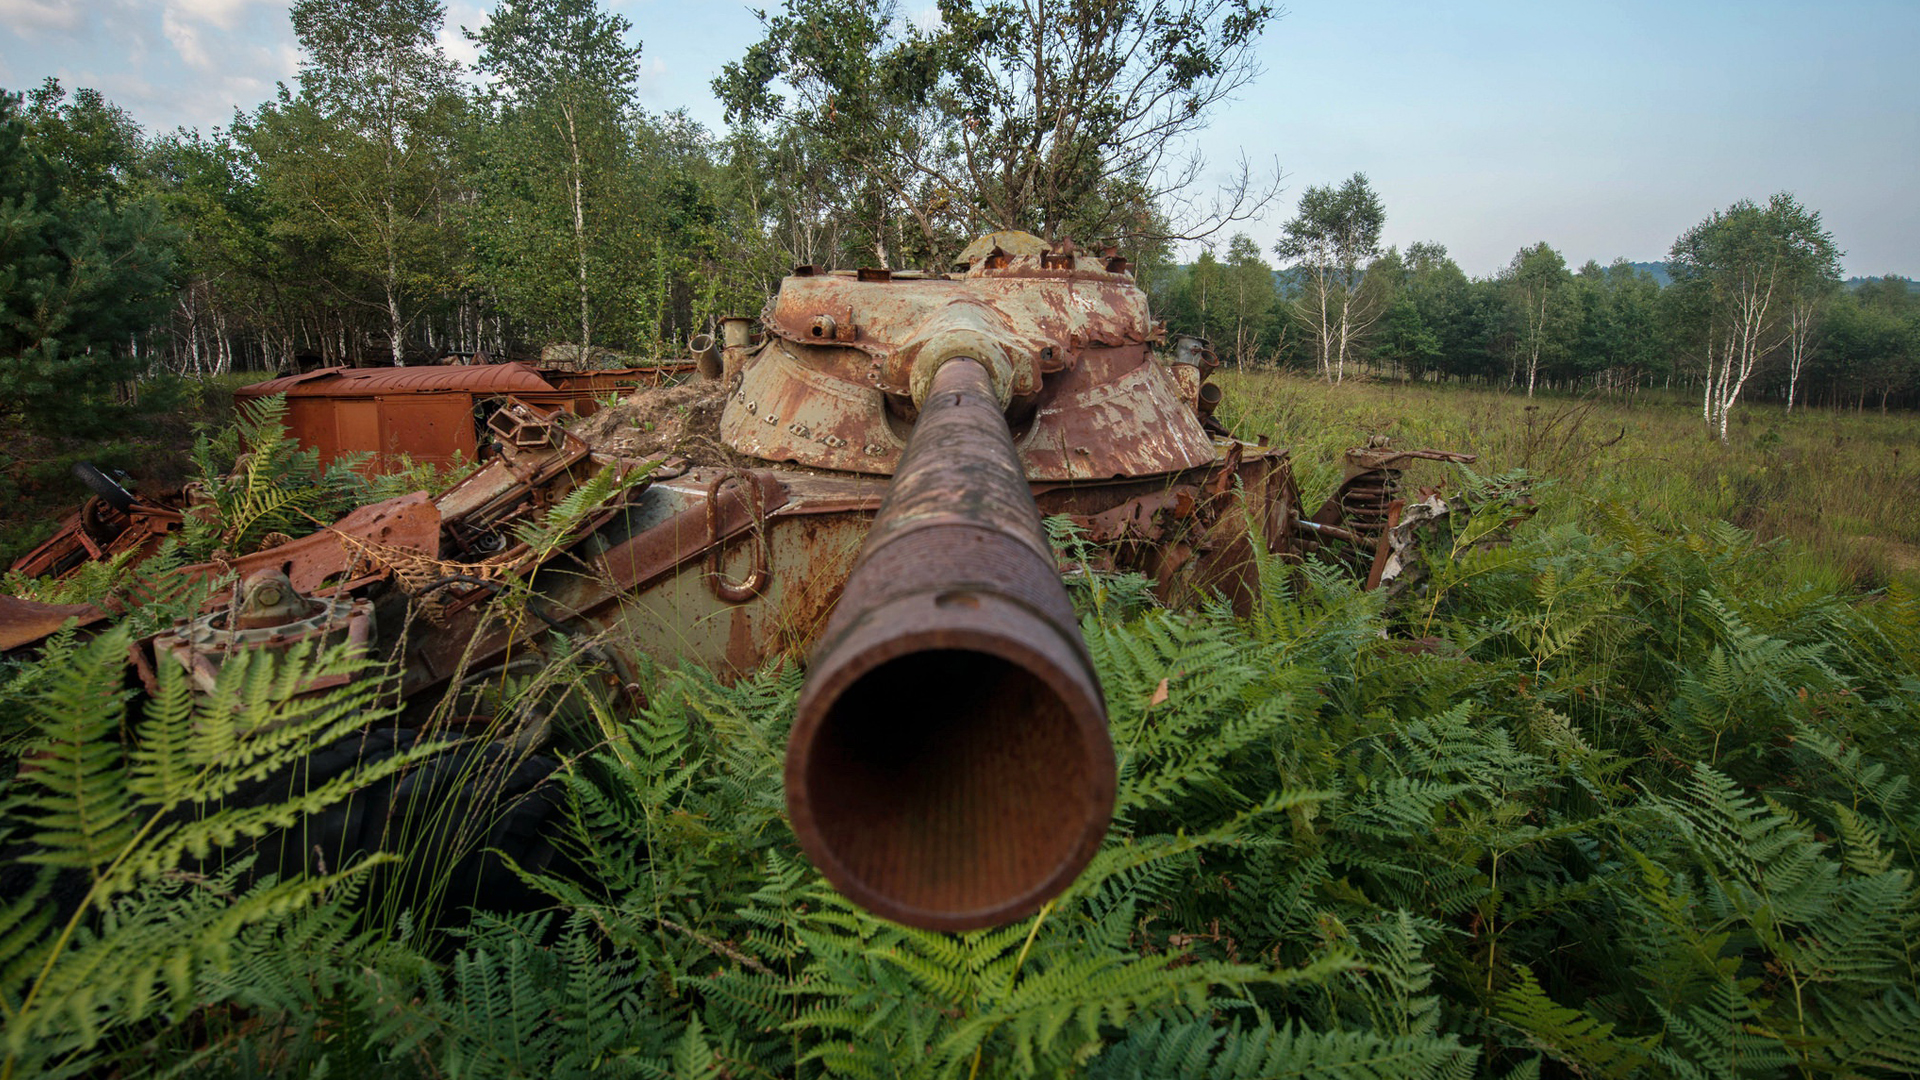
785;356;1115;931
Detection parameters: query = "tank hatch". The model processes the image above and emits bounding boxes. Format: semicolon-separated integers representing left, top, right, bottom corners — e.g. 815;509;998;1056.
720;234;1219;481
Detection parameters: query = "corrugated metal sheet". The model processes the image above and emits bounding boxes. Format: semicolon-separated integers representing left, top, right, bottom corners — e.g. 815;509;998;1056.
236;363;556;400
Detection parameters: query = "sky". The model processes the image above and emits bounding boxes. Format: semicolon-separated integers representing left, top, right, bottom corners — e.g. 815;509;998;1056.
2;0;1914;278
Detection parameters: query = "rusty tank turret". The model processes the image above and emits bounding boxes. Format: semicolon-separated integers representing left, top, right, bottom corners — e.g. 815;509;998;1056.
715;232;1276;928
9;232;1476;931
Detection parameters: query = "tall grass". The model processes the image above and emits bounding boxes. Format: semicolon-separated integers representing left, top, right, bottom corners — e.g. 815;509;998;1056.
1218;370;1920;592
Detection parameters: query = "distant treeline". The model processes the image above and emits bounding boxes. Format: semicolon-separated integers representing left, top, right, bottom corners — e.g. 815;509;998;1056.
1155;231;1917;413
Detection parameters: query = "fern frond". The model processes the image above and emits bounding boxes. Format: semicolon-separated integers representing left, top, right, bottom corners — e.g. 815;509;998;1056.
1494;965;1653;1079
1088;1014;1477;1080
11;626;138;879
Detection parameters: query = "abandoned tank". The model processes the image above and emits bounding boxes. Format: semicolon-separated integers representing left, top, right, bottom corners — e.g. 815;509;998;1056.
3;231;1473;931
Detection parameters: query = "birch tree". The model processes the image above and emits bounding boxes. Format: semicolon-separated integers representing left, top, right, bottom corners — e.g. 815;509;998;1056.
1273;173;1384;383
1501;242;1570;397
469;0;641;355
1668;193;1840;440
285;0;465;365
1782;278;1837;413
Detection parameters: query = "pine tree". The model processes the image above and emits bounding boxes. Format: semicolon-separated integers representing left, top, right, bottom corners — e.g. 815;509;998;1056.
0;88;176;437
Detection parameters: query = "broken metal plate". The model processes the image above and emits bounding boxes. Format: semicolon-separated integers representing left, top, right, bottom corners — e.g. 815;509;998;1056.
177;492;442;597
0;595;108;652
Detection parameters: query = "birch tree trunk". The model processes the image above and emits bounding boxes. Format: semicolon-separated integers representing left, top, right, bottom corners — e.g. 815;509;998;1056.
384;39;405;367
1334;295;1350;384
1711;267;1779;441
1702;337;1715;425
1784;295;1816;414
1524;290;1545;398
183;294;202;377
1293;266;1336;381
1317;276;1333;380
563;101;592;353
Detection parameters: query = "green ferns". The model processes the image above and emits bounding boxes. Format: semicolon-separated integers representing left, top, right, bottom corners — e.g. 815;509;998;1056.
180;394;373;559
0;629;436;1077
3;497;1919;1076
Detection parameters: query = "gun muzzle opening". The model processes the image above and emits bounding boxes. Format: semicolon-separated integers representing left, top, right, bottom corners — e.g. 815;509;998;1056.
791;632;1110;931
786;354;1114;931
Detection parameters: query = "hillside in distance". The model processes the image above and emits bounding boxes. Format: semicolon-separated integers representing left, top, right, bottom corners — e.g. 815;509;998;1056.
1619;263;1914;290
1621;261;1671;285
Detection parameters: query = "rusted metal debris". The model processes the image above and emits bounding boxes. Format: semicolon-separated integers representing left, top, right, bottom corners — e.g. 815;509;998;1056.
0;595;108;653
10;483;184;582
180;492;444;596
6;232;1483;932
233;361;694;471
1294;441;1479;586
138;568;375;696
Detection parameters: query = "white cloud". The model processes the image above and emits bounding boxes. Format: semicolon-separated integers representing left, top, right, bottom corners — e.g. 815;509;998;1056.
0;0;86;34
161;6;215;71
907;4;943;33
0;0;297;133
168;0;273;31
634;57;667;103
162;0;283;73
439;1;487;70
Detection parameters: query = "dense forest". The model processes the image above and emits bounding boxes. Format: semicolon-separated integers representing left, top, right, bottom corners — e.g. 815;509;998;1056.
2;0;1914;453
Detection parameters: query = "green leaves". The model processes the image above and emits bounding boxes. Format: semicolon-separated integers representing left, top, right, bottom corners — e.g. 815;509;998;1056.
11;626;138;881
720;0;1277;255
0;88;177;438
179;393;375;559
466;0;654;351
1088;1014;1477;1080
0;625;423;1075
1494;965;1652;1079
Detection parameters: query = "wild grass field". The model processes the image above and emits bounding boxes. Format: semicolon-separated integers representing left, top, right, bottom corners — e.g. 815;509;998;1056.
1220;371;1920;593
1;377;1917;1078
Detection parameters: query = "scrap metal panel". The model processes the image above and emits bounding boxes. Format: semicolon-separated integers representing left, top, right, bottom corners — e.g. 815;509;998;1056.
380;394;475;467
333;401;381;470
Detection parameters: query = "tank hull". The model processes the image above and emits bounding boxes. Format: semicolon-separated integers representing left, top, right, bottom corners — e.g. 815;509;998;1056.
388;438;1295;701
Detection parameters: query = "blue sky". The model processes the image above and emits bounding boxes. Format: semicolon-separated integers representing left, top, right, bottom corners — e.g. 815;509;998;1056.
2;0;1913;277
